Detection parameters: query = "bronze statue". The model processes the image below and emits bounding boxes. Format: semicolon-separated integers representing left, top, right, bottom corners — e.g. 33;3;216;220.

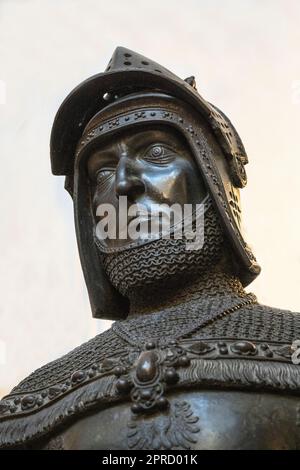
1;47;300;450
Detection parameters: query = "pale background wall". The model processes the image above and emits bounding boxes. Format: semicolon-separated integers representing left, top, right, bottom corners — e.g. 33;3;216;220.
0;0;299;397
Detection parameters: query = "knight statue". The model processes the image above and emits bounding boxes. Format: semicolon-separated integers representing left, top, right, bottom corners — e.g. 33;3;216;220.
1;47;300;450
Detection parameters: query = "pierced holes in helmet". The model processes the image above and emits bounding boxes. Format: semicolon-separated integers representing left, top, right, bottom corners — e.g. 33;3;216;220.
103;92;111;101
154;69;162;73
124;53;132;58
124;61;132;66
141;61;149;65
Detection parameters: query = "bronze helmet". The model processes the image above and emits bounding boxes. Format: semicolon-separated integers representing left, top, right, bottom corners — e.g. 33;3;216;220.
50;46;261;320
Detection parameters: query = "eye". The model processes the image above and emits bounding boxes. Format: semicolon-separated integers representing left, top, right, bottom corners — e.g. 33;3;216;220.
143;145;175;165
95;168;115;187
150;146;163;157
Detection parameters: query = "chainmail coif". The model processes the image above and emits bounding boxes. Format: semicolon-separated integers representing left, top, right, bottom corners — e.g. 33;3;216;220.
100;204;226;298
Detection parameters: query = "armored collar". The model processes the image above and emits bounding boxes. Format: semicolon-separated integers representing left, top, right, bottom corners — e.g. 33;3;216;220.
1;334;300;448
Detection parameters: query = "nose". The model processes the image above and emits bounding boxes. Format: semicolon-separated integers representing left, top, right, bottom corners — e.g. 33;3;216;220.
115;155;145;199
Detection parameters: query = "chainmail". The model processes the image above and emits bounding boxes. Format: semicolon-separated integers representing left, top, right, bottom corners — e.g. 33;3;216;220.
135;296;300;345
199;302;300;342
112;293;256;347
10;203;300;395
11;328;128;394
11;301;300;395
127;266;247;315
100;204;225;297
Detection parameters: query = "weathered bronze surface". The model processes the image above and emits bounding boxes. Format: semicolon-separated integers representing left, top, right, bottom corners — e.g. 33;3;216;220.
1;47;300;450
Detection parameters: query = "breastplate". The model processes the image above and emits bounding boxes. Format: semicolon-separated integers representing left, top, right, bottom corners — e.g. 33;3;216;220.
53;389;300;450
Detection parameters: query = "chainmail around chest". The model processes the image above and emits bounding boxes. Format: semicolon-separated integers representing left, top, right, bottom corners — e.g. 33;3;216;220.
11;205;300;394
12;297;300;395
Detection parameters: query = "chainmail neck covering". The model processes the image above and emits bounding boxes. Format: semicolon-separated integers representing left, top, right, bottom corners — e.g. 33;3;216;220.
99;204;247;317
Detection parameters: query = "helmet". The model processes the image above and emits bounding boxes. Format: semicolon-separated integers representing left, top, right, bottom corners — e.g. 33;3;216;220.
50;47;260;320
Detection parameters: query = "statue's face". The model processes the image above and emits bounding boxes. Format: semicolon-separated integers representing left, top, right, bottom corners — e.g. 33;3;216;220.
87;125;207;250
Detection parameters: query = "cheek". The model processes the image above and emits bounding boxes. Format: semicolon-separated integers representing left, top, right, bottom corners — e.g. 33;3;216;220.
146;160;202;205
91;178;118;212
171;159;207;204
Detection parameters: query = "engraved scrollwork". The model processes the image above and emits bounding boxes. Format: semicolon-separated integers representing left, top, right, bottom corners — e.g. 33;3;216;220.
273;345;293;359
